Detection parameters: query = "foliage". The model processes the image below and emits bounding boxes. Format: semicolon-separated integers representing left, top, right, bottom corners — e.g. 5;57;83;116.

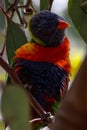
6;19;27;64
40;0;49;10
1;85;29;130
68;0;87;44
0;121;5;130
0;11;5;30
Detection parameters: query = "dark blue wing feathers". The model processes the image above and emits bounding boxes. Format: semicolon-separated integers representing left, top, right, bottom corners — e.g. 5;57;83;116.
14;58;69;113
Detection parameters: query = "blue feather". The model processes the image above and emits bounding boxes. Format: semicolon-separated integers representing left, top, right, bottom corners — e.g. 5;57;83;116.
14;58;69;113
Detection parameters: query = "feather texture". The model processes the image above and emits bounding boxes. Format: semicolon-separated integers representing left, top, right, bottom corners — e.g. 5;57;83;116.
15;37;71;72
14;58;69;114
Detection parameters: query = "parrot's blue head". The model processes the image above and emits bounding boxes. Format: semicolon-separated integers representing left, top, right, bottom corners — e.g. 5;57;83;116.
29;10;70;47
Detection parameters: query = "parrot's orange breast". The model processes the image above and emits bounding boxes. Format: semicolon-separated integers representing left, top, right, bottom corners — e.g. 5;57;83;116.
15;37;71;72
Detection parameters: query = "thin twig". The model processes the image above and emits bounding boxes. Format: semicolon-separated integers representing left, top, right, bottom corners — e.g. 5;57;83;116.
6;0;19;13
0;41;6;56
12;0;32;9
31;3;37;13
16;8;24;24
0;56;22;85
6;0;31;25
28;90;46;116
26;0;32;7
49;0;54;10
0;6;9;19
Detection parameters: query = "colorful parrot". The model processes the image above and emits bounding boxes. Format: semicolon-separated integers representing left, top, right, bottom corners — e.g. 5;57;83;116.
13;10;71;118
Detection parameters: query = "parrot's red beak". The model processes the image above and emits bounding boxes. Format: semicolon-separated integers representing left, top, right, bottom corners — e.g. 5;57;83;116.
57;20;70;30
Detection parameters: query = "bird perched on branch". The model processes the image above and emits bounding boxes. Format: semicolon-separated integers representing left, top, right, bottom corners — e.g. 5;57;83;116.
13;10;71;119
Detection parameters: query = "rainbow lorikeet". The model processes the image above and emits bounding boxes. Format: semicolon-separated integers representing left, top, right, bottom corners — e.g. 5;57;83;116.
13;10;71;116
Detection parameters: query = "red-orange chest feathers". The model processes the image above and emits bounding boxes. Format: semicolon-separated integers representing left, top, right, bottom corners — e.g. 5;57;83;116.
15;37;71;73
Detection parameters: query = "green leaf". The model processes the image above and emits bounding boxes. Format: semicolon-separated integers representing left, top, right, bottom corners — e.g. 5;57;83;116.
8;0;15;4
68;0;87;44
0;34;5;45
40;0;49;10
6;19;27;64
0;121;5;130
0;11;5;30
81;1;87;13
1;85;30;130
5;0;10;11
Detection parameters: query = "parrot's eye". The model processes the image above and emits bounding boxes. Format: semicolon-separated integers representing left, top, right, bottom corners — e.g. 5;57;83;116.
45;31;51;35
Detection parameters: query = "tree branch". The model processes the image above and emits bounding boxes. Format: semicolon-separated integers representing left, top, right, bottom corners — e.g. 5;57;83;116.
0;56;22;84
